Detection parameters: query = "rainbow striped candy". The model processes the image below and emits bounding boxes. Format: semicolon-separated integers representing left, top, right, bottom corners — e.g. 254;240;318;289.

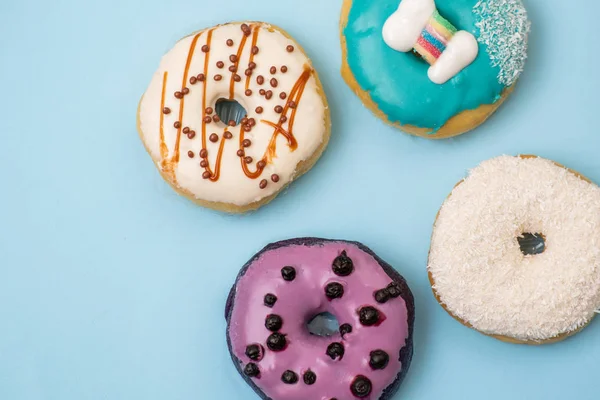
413;10;458;65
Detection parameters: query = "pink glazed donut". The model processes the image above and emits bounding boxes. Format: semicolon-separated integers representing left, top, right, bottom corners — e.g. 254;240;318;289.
225;238;415;400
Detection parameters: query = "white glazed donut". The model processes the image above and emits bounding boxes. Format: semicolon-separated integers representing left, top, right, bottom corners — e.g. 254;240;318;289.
138;22;330;212
428;155;600;343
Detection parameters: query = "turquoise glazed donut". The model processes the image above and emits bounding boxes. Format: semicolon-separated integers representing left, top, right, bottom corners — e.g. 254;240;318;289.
340;0;530;138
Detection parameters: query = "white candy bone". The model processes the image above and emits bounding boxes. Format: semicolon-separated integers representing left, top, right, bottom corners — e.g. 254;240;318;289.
382;0;479;84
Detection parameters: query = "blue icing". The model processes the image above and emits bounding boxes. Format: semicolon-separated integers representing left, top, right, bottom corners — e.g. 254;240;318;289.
344;0;504;131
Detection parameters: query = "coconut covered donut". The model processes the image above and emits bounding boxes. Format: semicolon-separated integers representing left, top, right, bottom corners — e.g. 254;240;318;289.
340;0;531;138
225;238;415;399
428;155;600;344
138;22;330;213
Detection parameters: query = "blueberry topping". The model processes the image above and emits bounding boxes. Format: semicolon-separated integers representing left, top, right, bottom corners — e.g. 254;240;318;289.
374;288;390;304
325;282;344;299
281;370;298;384
266;332;287;351
332;251;354;276
265;314;283;332
245;344;263;361
244;362;260;378
339;323;352;337
369;349;389;370
326;342;345;360
351;375;372;397
386;282;402;298
303;369;317;385
281;266;296;281
264;293;277;307
358;306;380;326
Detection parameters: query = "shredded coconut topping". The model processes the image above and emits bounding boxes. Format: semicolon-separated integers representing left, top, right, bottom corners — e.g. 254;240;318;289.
473;0;531;86
429;156;600;341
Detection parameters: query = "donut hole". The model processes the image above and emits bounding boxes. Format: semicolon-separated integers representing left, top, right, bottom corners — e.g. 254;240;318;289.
215;98;247;126
517;233;546;255
306;312;339;337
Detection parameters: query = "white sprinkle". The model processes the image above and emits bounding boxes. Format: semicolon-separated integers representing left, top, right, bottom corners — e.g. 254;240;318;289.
473;0;531;86
429;156;600;341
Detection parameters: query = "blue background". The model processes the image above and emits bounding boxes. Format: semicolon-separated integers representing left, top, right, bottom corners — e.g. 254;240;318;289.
1;0;598;399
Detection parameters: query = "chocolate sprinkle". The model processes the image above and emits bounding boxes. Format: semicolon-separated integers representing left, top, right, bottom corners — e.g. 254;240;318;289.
270;78;278;88
187;131;196;139
229;55;238;63
174;121;181;129
242;139;252;147
248;61;257;69
196;73;205;82
286;45;294;52
187;151;194;158
351;376;372;397
387;282;402;298
279;116;288;123
174;91;183;99
257;75;264;85
245;89;253;96
214;74;223;81
189;76;197;85
244;156;253;164
202;171;211;179
229;65;238;73
200;148;208;158
281;66;288;73
265;314;283;332
271;174;280;183
224;131;233;139
233;74;241;82
200;159;207;168
279;92;287;100
325;282;344;300
237;149;245;157
216;61;224;69
281;266;296;281
203;116;212;124
265;91;273;100
205;107;213;115
245;344;263;361
255;106;263;114
226;39;234;47
209;133;218;143
183;127;190;134
251;46;259;55
162;107;171;114
244;363;260;378
332;251;354;276
259;179;268;189
369;349;389;370
303;370;317;385
264;293;277;307
259;89;266;95
201;45;210;53
257;160;266;169
358;306;379;326
288;101;297;109
270;66;277;74
182;87;189;95
245;69;253;77
212;115;221;123
266;332;287;351
326;342;345;360
274;105;283;114
281;370;298;384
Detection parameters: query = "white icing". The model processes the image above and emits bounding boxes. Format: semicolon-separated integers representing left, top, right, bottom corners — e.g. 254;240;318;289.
383;0;478;84
139;23;328;206
429;156;600;341
427;30;478;84
382;0;435;52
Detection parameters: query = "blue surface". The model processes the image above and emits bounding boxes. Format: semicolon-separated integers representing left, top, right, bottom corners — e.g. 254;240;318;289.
344;0;504;130
0;0;598;399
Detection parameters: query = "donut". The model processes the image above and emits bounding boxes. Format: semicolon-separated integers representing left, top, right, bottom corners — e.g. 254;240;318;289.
428;155;600;344
340;0;531;138
137;22;330;213
225;238;415;399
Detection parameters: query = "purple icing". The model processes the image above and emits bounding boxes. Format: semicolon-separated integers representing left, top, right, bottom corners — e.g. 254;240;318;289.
225;238;414;400
225;238;415;400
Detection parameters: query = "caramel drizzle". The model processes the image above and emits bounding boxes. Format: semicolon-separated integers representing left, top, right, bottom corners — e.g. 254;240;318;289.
159;25;312;184
241;66;312;178
172;32;203;166
229;27;252;99
245;28;260;91
159;71;169;162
